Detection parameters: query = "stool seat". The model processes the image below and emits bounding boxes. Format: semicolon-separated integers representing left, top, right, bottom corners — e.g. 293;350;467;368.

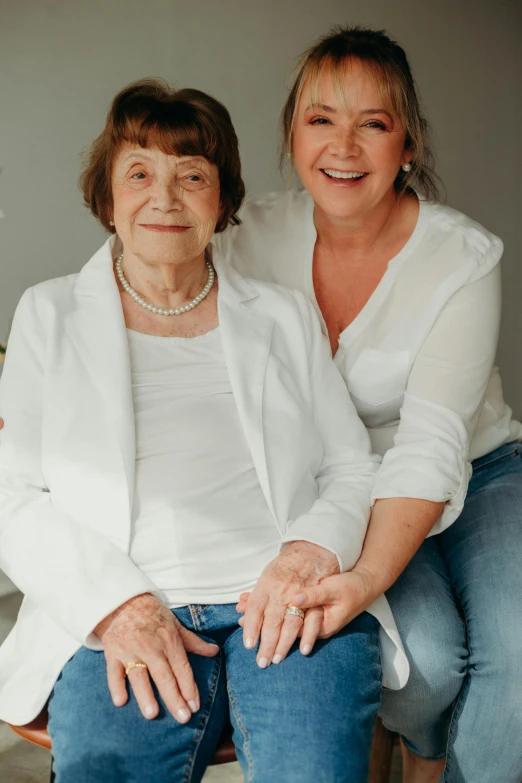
9;713;52;751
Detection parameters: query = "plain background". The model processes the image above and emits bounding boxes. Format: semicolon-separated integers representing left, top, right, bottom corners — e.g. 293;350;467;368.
0;0;521;415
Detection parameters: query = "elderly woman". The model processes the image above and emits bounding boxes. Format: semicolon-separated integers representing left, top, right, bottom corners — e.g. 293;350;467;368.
221;27;522;783
0;80;402;783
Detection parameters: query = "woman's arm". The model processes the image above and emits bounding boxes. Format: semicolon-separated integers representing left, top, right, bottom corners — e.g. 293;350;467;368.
292;266;503;642
371;266;501;530
239;293;381;665
290;497;444;644
0;289;163;645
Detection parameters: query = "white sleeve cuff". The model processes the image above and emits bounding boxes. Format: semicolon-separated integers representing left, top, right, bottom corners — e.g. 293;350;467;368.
371;393;471;535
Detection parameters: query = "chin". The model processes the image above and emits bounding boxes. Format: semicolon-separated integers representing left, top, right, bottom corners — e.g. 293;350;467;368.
314;191;366;221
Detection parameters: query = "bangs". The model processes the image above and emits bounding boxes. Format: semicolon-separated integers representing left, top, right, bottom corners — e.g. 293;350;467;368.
302;54;406;125
114;101;220;164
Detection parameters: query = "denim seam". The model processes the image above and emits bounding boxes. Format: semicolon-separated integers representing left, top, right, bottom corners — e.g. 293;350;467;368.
227;681;253;783
441;566;474;781
188;604;203;631
442;670;471;781
400;735;447;762
182;651;223;783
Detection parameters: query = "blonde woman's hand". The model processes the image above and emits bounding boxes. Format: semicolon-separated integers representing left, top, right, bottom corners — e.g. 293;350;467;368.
94;593;219;722
290;568;377;642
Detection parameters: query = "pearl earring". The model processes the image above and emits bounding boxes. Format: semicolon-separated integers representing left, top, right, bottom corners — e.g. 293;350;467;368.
402;163;412;172
109;219;115;226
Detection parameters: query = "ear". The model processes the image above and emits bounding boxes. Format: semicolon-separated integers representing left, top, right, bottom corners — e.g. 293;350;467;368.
402;135;413;167
401;148;413;167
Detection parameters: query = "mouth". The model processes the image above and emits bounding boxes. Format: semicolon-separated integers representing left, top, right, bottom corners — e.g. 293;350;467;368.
321;169;368;184
140;224;191;233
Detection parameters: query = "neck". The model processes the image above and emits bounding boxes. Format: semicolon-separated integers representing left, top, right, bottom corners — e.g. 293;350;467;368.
314;189;411;258
117;250;209;308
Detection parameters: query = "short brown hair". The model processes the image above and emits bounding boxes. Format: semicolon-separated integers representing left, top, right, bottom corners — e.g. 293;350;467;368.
80;79;245;233
281;26;441;202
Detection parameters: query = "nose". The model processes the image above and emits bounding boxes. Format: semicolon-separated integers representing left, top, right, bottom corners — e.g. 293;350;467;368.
331;124;361;159
150;176;184;212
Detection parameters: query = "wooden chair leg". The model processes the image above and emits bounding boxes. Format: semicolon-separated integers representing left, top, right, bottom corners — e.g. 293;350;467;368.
369;717;396;783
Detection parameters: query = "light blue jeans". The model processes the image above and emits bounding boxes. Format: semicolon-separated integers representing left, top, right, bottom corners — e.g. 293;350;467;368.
380;440;522;783
48;605;381;782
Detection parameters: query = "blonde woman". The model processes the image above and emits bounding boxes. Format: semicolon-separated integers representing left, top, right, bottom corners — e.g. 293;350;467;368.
224;27;522;783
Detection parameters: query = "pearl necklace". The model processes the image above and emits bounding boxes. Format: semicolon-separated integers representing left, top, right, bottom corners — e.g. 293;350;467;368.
115;254;215;316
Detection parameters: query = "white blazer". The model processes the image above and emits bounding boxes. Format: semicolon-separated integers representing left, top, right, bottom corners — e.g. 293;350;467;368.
0;237;407;725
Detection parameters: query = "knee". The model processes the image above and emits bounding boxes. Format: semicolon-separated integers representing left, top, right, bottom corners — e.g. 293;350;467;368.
407;635;465;705
381;634;465;730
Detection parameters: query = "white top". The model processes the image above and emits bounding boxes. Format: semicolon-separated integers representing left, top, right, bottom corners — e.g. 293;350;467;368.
127;327;280;606
214;190;522;535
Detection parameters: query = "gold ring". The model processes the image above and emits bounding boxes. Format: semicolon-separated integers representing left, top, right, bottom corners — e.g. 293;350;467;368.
125;660;148;676
285;605;305;620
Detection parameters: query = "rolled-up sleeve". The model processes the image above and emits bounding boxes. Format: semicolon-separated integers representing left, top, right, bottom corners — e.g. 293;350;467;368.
371;265;502;534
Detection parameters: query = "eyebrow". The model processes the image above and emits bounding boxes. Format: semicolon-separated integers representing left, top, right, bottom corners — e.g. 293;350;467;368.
305;103;337;113
305;103;393;122
361;108;393;121
121;152;207;166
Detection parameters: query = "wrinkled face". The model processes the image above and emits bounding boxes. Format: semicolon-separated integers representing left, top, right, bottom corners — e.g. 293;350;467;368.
111;143;221;266
292;59;412;221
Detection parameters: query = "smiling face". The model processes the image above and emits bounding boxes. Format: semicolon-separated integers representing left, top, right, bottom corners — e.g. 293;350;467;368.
292;58;412;223
111;143;221;268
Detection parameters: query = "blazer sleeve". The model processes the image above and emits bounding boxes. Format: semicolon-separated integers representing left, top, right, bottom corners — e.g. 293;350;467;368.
280;294;381;571
0;288;164;648
371;265;502;534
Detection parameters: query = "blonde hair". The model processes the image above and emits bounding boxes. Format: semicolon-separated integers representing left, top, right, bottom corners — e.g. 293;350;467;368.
281;26;441;202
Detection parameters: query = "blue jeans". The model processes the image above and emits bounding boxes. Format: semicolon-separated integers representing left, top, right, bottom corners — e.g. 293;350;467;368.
48;604;381;782
380;440;522;783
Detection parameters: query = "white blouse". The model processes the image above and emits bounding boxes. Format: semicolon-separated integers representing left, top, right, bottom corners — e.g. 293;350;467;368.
213;190;522;535
127;327;281;606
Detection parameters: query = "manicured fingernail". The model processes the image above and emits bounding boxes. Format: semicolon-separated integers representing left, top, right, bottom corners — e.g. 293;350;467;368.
301;644;312;655
257;657;269;669
244;637;254;649
188;700;199;713
272;654;282;664
294;594;305;606
113;695;124;706
145;705;155;717
177;709;191;723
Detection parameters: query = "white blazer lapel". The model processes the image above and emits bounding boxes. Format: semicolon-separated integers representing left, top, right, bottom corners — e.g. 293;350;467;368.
213;252;278;524
65;237;136;518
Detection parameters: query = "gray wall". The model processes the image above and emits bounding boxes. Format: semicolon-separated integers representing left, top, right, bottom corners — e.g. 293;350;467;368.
1;0;521;414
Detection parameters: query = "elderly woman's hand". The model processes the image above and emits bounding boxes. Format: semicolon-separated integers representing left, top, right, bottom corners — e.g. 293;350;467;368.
237;540;339;668
93;593;219;722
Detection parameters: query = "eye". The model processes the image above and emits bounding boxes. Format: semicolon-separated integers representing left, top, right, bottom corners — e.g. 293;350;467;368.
186;174;202;182
131;171;147;180
310;117;331;126
363;120;387;131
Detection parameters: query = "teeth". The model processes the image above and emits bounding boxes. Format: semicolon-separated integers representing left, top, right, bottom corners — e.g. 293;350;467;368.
323;169;366;180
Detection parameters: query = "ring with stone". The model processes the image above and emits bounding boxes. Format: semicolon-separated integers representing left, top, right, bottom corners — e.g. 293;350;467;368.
285;604;305;620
